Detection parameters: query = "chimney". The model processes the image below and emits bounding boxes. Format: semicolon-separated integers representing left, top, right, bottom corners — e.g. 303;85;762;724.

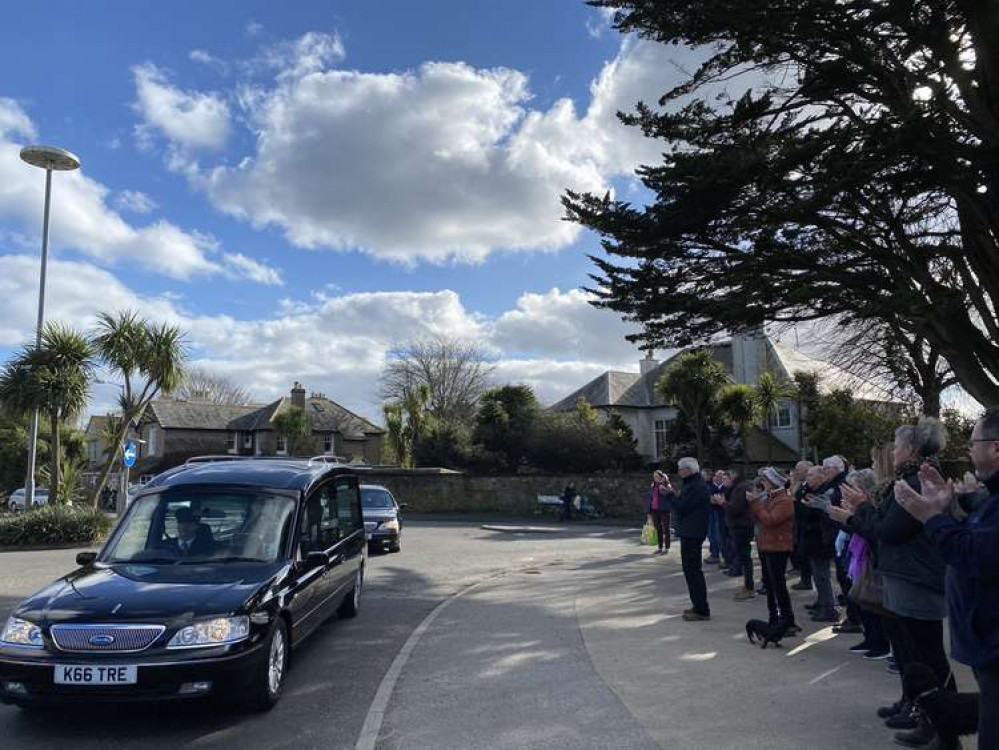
639;351;659;376
291;382;306;411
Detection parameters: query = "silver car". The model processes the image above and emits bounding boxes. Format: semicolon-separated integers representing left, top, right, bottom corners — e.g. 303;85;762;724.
7;488;50;513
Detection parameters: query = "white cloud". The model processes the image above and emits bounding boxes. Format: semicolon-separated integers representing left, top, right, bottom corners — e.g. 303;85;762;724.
165;33;702;265
189;49;219;66
0;258;641;418
219;252;283;286
114;189;158;214
245;21;264;38
0;98;278;284
132;63;232;151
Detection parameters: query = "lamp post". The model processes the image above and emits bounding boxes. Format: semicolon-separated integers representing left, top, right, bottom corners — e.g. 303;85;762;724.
20;145;81;507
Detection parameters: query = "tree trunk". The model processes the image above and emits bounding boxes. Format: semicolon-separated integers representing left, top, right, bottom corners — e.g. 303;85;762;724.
89;420;130;508
50;411;61;505
694;414;705;464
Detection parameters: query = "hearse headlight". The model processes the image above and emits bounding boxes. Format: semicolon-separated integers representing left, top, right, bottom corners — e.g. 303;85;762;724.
167;616;250;649
1;617;43;649
380;519;400;531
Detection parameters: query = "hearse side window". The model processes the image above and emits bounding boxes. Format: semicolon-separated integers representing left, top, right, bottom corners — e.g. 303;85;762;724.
334;477;362;536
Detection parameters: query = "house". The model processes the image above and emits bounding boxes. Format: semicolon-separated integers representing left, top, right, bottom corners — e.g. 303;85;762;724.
552;330;898;465
130;382;385;477
84;415;113;468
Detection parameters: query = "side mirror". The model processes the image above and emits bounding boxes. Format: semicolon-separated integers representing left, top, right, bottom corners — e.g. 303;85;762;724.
398;503;410;511
304;551;328;571
76;552;98;567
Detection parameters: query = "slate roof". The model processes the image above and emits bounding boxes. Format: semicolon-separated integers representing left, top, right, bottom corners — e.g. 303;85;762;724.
145;395;385;438
551;343;733;411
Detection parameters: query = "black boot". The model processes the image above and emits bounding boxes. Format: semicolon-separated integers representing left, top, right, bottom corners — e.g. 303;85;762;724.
884;701;918;730
877;699;904;719
893;713;935;747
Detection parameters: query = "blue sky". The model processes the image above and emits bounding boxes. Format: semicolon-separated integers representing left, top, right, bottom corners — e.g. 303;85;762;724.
0;1;695;420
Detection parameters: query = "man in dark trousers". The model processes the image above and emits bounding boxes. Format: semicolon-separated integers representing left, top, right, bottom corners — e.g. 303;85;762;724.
896;408;999;750
674;457;712;621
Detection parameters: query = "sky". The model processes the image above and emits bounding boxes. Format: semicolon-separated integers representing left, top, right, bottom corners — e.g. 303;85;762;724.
1;0;717;422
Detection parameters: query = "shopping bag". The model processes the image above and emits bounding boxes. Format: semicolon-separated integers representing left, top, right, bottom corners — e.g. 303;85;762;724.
641;520;658;547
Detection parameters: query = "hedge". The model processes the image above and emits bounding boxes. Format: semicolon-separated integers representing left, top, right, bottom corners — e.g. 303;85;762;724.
0;505;112;548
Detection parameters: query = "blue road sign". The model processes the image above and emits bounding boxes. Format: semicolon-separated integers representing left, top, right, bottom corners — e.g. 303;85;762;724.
123;441;137;468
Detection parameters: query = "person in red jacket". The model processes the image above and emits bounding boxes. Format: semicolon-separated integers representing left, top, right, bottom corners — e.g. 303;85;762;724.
750;467;800;635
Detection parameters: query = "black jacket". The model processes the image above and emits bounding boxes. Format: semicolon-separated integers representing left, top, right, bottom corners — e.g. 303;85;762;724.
796;481;839;559
847;470;946;593
724;480;753;529
674;472;711;540
926;471;999;668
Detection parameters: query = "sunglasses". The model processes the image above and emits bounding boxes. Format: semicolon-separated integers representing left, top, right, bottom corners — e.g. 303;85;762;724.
967;438;999;450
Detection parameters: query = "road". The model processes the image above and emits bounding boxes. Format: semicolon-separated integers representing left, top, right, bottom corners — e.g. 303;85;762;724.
0;519;968;749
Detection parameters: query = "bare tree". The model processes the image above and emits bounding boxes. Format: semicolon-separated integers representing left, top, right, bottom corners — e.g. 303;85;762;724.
815;319;958;417
380;335;494;426
173;365;254;406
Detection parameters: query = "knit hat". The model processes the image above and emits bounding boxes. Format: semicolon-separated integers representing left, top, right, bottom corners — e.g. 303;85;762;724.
761;467;787;489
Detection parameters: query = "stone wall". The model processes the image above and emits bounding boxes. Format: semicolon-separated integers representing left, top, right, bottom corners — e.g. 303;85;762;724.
355;469;652;520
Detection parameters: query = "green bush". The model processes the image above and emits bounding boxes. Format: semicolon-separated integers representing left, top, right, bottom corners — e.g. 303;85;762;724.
0;505;112;547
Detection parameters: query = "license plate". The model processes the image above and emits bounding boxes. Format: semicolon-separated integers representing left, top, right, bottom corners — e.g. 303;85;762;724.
54;665;137;685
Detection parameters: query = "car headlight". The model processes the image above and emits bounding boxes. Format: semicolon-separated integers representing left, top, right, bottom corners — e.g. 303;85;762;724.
167;616;250;649
1;617;43;649
379;519;400;531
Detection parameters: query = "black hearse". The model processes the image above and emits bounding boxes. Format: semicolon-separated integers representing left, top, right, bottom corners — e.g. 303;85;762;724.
0;457;366;711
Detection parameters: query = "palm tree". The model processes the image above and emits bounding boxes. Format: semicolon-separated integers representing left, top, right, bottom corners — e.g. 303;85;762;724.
753;370;796;462
89;311;187;507
383;403;407;467
0;324;94;503
657;349;730;463
718;383;759;471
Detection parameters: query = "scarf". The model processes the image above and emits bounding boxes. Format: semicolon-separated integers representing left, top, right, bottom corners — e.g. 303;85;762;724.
894;454;941;480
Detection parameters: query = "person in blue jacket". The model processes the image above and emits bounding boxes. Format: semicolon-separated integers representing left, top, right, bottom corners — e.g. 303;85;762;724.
895;408;999;750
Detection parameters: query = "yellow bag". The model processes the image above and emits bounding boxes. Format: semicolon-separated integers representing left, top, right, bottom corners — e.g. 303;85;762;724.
641;519;658;547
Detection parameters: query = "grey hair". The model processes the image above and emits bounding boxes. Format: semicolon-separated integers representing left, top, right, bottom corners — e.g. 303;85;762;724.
822;455;846;473
678;457;700;473
847;468;878;496
895;416;947;458
795;460;815;470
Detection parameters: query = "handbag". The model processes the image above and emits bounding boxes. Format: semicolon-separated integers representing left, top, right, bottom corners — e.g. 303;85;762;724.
641;518;658;547
848;557;888;615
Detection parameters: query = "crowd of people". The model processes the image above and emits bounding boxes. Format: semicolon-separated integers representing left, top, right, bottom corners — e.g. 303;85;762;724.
645;411;999;749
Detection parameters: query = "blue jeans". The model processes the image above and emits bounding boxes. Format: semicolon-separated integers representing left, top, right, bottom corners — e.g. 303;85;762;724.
811;555;835;612
706;511;721;558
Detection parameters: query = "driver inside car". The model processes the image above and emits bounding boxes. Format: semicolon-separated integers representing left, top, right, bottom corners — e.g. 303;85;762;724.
170;506;215;557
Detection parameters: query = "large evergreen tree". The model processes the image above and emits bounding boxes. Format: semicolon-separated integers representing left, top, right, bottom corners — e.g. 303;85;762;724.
565;1;999;405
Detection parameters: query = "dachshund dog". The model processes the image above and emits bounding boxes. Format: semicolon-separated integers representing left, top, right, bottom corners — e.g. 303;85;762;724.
903;663;979;750
745;619;789;649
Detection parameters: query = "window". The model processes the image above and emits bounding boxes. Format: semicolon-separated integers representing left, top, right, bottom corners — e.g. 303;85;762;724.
769;402;793;429
654;419;669;459
147;426;158;456
334;477;362;536
276;435;287;454
299;486;340;554
323;434;333;454
242;431;253;449
226;432;236;453
104;491;296;564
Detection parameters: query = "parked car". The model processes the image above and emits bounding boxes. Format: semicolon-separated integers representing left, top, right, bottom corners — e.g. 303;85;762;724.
7;488;50;513
0;457;366;711
361;484;404;553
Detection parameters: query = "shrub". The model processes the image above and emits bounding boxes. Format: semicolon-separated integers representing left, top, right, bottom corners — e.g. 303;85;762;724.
0;505;112;547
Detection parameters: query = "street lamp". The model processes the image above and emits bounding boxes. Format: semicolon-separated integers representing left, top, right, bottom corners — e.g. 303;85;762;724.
20;145;81;507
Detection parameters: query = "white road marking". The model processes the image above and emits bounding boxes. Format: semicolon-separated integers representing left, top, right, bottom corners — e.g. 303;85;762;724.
809;661;849;685
786;626;838;657
353;579;483;750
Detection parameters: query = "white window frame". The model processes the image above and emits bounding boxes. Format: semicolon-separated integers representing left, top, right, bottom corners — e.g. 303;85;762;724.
653;419;669;459
147;426;158;457
243;431;253;449
226;432;237;454
323;434;333;454
769;402;793;430
276;435;287;455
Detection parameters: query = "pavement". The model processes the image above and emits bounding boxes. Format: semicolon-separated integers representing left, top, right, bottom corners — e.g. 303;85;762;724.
0;519;979;749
